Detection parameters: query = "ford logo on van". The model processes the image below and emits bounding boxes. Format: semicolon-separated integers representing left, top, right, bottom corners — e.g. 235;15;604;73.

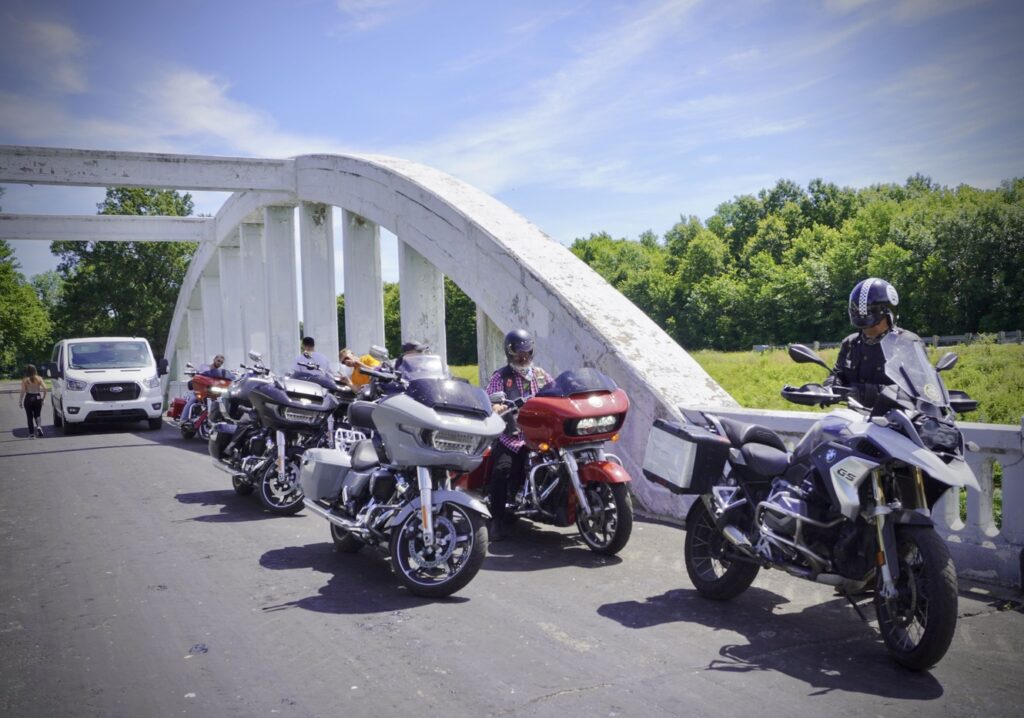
109;386;124;394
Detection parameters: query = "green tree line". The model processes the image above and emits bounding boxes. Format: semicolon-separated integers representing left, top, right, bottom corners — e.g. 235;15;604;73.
572;176;1024;350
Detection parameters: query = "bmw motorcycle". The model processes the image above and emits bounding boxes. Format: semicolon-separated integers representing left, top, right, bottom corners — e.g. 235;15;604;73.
209;352;339;515
297;354;505;597
643;331;979;670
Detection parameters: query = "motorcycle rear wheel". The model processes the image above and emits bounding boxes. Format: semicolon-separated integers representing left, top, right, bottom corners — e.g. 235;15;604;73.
684;500;759;600
576;482;633;555
258;459;304;516
874;526;958;671
180;425;196;440
389;503;487;598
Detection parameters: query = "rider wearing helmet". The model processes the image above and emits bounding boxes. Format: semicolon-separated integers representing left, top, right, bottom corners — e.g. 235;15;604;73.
484;329;552;541
826;277;919;404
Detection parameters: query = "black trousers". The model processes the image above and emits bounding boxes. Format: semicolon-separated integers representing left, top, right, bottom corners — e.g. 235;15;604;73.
24;394;43;433
487;442;529;524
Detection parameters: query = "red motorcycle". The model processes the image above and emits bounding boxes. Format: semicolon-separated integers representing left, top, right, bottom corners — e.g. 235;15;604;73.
461;368;634;555
171;365;233;440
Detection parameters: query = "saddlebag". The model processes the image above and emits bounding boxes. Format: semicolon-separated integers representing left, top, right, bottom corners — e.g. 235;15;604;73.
642;418;730;494
298;448;350;502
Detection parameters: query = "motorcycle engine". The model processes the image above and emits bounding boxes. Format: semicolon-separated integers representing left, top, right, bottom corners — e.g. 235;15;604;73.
759;483;810;538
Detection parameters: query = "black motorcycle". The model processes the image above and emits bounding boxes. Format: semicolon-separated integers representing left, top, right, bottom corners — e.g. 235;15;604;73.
209;353;338;515
644;331;980;670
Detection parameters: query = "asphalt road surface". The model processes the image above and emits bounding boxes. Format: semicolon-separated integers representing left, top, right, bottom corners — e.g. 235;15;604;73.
1;395;1022;717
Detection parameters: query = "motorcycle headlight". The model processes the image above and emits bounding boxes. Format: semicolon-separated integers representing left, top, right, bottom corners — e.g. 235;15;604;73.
66;378;88;391
209;385;226;395
424;430;485;455
280;406;322;425
916;417;960;452
568;414;620;436
143;375;161;389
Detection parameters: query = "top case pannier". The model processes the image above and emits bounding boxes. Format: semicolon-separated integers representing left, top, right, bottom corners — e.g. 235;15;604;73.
642;418;730;494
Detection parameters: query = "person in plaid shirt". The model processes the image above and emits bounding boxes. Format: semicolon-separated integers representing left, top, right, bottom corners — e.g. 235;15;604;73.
484;328;552;541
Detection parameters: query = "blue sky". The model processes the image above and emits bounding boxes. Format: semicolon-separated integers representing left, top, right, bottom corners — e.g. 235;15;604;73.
1;0;1022;284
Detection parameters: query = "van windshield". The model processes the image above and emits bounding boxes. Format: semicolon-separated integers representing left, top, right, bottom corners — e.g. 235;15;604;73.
68;341;152;369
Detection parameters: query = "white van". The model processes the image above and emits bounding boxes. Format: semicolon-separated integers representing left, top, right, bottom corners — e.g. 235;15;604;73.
44;337;169;433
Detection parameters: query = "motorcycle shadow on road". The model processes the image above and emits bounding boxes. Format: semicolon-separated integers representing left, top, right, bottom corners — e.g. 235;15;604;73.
597;586;944;699
258;542;457;614
174;489;292;523
482;522;624;572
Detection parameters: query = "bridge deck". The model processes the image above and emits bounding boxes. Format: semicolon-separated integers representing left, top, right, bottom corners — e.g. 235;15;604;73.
0;397;1021;717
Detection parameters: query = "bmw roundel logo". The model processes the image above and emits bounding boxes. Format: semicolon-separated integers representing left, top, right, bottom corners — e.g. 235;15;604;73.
825;448;837;463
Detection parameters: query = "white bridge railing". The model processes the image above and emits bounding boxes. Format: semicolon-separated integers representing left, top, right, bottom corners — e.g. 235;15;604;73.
691;408;1024;589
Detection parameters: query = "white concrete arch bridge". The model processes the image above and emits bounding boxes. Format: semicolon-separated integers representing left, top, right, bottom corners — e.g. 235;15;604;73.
0;144;735;517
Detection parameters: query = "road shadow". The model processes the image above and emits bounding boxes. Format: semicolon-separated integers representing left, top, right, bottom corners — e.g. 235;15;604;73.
173;489;292;523
259;542;465;613
597;586;944;699
482;521;624;572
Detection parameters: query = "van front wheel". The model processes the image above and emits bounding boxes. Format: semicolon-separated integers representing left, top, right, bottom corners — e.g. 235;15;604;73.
148;418;163;431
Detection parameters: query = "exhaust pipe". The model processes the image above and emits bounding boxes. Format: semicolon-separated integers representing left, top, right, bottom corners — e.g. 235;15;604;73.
210;458;245;479
302;499;371;538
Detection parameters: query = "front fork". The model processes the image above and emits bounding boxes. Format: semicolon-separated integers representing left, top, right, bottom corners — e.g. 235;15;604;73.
871;470;900;600
417;466;435;548
276;429;286;477
561;451;593;518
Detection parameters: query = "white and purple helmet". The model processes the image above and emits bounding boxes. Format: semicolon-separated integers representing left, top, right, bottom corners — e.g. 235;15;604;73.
848;278;899;328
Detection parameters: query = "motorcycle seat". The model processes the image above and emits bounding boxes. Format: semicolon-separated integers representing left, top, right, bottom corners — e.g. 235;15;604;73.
718;417;787;452
349;439;379;472
741;443;790;478
347;401;376;431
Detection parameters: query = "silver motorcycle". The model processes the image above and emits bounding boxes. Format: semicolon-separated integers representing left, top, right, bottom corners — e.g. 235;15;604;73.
644;331;980;670
298;354;505;597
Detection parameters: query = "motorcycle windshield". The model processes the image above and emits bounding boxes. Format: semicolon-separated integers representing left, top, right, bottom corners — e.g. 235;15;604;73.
398;354;449;381
536;368;618;398
881;332;950;408
405;378;492;417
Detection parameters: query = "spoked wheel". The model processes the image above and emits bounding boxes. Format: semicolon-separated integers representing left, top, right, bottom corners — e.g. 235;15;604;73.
576;482;633;555
684;499;759;600
232;474;254;496
874;526;958;671
258;458;304;515
197;419;212;441
389;503;487;598
331;523;364;553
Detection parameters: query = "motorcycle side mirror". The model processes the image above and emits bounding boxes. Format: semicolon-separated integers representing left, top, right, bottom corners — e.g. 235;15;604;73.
248;350;263;362
788;343;830;371
368;344;389;362
935;352;959;372
489;391;507;403
185;362;196;370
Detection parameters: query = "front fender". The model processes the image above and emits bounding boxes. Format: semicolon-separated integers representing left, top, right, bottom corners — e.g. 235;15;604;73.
579;460;632;484
385;489;491;529
859;423;981;492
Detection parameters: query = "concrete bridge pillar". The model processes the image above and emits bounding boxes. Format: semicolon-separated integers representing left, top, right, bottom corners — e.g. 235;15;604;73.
239;221;270;364
398;239;446;362
341;210;385;355
263;206;299;374
476;309;505;385
299;201;338;368
217;244;245;370
187;307;205;368
199;274;223;368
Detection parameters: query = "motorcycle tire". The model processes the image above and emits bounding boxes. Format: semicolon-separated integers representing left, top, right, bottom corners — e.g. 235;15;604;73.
389;502;487;598
180;425;196;440
874;526;958;671
197;421;212;442
258;460;304;516
576;482;633;555
331;523;364;553
684;500;759;600
232;475;254;496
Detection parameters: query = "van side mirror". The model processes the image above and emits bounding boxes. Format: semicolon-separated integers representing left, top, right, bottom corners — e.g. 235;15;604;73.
157;357;169;376
935;352;958;373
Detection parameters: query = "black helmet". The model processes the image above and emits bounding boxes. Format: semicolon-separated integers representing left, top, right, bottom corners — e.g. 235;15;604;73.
848;277;899;329
504;329;534;367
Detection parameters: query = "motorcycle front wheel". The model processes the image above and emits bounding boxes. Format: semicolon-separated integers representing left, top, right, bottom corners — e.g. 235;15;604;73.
684;500;759;600
576;482;633;555
389;503;487;598
258;459;305;515
874;526;958;671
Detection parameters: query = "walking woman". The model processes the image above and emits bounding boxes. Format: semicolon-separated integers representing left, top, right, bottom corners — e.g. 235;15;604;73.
19;364;47;438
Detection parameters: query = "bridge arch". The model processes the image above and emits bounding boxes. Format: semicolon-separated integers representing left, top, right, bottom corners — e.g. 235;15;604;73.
1;145;737;515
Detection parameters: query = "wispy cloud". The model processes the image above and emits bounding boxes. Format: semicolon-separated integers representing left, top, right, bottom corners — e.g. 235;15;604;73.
0;16;90;94
333;0;403;33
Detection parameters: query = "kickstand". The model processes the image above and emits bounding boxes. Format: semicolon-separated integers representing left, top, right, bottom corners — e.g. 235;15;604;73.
842;591;869;621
